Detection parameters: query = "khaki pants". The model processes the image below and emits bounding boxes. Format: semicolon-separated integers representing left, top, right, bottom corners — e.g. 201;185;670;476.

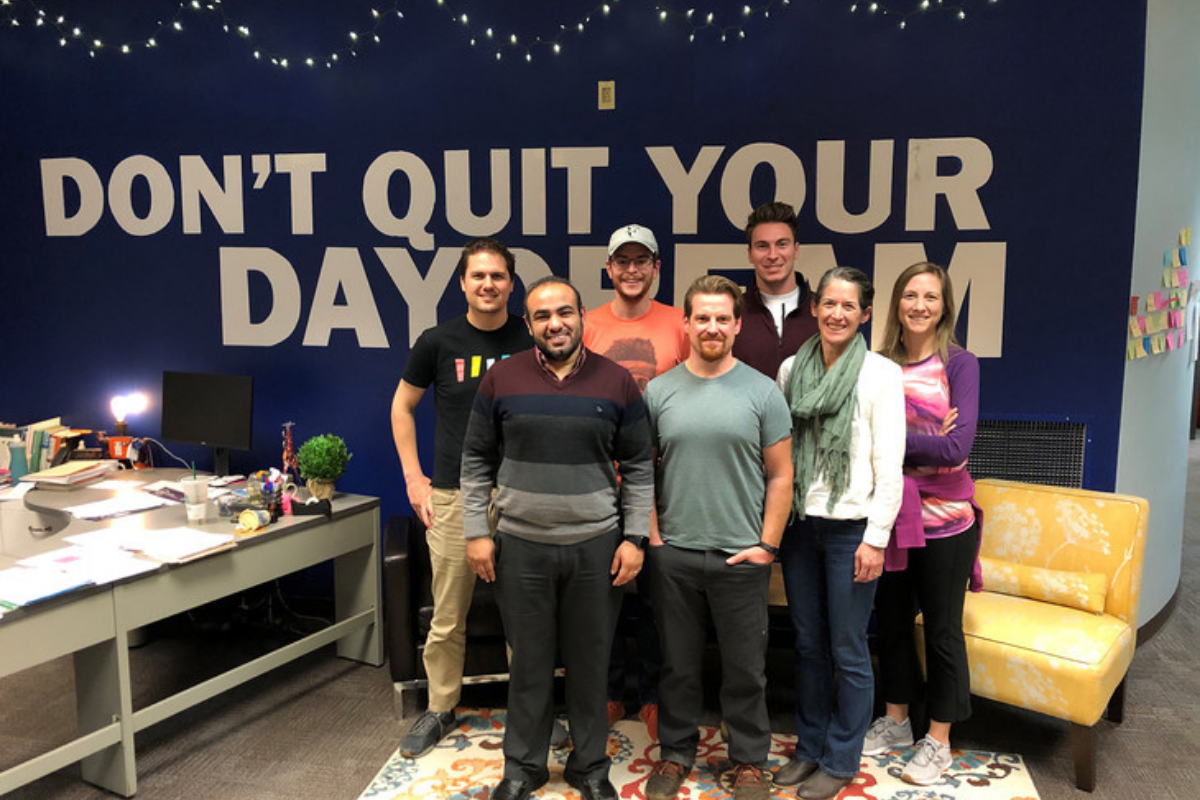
422;487;496;712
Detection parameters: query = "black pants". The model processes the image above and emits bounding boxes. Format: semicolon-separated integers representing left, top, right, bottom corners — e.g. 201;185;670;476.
494;530;623;783
874;522;980;723
607;584;662;704
649;543;771;768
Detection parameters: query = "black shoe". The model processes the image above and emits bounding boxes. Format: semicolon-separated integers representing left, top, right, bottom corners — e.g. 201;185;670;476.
399;709;456;758
774;756;819;786
492;775;548;800
565;772;618;800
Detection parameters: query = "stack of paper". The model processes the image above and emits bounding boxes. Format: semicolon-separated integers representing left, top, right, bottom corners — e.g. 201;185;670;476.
21;460;118;489
64;493;167;520
66;526;237;564
0;566;93;611
135;528;237;564
17;545;160;585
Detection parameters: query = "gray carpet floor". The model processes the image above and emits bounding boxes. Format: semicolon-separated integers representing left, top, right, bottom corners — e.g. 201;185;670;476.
3;443;1199;799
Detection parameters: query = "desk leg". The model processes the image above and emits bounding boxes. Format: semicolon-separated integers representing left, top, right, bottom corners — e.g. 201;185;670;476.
75;628;136;796
334;541;384;666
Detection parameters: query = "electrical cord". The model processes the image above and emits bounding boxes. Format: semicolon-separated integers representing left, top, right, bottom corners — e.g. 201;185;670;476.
135;437;192;470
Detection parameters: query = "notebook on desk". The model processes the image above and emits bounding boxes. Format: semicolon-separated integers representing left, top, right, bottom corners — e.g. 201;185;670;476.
21;460;118;489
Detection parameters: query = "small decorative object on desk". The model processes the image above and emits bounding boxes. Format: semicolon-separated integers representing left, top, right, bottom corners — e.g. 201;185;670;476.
296;433;351;502
237;508;271;533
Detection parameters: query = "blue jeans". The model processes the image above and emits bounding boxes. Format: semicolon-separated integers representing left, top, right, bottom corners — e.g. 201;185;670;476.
780;516;878;779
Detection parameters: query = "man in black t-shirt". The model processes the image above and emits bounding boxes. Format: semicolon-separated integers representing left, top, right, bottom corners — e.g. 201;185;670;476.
390;238;532;758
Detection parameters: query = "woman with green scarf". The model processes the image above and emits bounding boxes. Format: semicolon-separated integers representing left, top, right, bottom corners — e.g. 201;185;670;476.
770;267;906;800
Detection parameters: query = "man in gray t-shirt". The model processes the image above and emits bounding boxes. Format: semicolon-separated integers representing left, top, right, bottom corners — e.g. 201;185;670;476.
641;275;793;800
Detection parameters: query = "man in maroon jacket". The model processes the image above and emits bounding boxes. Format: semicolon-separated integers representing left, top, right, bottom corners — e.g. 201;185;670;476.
731;201;819;378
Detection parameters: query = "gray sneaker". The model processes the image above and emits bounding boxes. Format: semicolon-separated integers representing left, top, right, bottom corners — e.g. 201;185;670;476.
861;715;913;755
400;709;457;758
901;735;953;785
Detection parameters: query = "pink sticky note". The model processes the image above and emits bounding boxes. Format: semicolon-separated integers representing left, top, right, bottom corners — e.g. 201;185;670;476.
1155;291;1165;309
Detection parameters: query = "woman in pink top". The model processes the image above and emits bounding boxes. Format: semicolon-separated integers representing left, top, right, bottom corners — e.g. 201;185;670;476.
864;262;982;786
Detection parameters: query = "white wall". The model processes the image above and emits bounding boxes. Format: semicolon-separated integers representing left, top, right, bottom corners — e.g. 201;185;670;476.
1116;0;1200;624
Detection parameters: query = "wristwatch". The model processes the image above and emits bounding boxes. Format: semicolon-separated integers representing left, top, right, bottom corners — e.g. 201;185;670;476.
754;540;780;557
624;535;649;550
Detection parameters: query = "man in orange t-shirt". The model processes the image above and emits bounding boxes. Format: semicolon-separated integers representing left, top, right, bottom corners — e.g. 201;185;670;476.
583;224;688;742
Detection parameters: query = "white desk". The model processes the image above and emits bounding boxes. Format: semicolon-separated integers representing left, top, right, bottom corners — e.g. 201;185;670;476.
0;469;383;797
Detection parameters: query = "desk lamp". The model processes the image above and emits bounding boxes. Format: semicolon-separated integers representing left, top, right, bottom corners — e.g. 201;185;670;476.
107;392;148;460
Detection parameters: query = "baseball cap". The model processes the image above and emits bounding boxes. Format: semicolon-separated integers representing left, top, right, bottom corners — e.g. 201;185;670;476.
607;224;659;257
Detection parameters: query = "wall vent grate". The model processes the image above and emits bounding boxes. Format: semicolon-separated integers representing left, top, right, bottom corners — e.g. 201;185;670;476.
968;420;1086;489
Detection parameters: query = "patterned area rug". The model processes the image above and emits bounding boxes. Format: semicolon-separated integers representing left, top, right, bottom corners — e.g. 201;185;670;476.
359;708;1040;800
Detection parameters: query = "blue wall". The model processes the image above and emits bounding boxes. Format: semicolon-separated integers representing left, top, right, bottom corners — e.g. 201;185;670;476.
1;1;1146;525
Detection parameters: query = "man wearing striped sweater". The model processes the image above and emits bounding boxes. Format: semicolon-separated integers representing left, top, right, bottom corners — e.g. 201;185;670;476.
461;276;654;800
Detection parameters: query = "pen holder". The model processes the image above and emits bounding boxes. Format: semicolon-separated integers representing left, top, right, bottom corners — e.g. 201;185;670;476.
265;487;283;521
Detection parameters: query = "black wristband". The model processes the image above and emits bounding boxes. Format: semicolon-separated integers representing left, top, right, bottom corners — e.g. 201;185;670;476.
755;540;779;556
624;535;649;550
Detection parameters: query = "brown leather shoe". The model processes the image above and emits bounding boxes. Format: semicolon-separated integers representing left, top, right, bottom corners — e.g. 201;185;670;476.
646;760;688;800
730;763;770;800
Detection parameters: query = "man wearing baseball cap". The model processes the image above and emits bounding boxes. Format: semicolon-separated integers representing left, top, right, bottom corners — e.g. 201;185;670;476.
583;224;688;741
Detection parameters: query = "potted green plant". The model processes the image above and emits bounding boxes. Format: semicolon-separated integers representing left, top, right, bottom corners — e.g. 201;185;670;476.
296;433;352;501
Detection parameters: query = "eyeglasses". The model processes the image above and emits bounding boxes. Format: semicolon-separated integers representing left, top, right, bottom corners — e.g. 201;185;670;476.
610;255;655;271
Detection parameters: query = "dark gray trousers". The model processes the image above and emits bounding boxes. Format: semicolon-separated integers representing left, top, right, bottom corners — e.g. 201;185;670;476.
649;543;772;768
494;529;623;783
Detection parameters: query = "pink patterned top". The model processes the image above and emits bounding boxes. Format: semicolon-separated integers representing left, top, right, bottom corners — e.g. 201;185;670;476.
902;347;980;538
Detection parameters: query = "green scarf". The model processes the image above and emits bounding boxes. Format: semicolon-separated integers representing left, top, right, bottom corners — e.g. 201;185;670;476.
785;333;867;517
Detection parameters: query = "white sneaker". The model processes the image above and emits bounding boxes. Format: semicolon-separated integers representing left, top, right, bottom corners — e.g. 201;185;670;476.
901;735;953;785
861;715;913;755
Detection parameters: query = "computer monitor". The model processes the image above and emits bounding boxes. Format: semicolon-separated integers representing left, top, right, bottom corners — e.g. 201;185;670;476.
160;371;254;476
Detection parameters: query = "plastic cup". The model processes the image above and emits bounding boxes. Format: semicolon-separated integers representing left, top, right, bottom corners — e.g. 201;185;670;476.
180;477;209;523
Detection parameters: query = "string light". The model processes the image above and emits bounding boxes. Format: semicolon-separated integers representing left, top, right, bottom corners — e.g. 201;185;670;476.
850;0;997;29
0;0;1000;69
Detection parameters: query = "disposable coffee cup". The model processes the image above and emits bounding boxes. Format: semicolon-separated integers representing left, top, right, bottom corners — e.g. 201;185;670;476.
180;477;208;523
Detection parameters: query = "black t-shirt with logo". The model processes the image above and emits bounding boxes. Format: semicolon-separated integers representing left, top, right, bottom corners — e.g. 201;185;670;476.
401;315;532;488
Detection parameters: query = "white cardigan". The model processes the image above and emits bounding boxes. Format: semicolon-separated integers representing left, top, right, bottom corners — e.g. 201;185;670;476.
777;350;906;549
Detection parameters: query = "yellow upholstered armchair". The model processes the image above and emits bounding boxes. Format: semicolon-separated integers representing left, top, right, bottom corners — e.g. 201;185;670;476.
915;478;1149;792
